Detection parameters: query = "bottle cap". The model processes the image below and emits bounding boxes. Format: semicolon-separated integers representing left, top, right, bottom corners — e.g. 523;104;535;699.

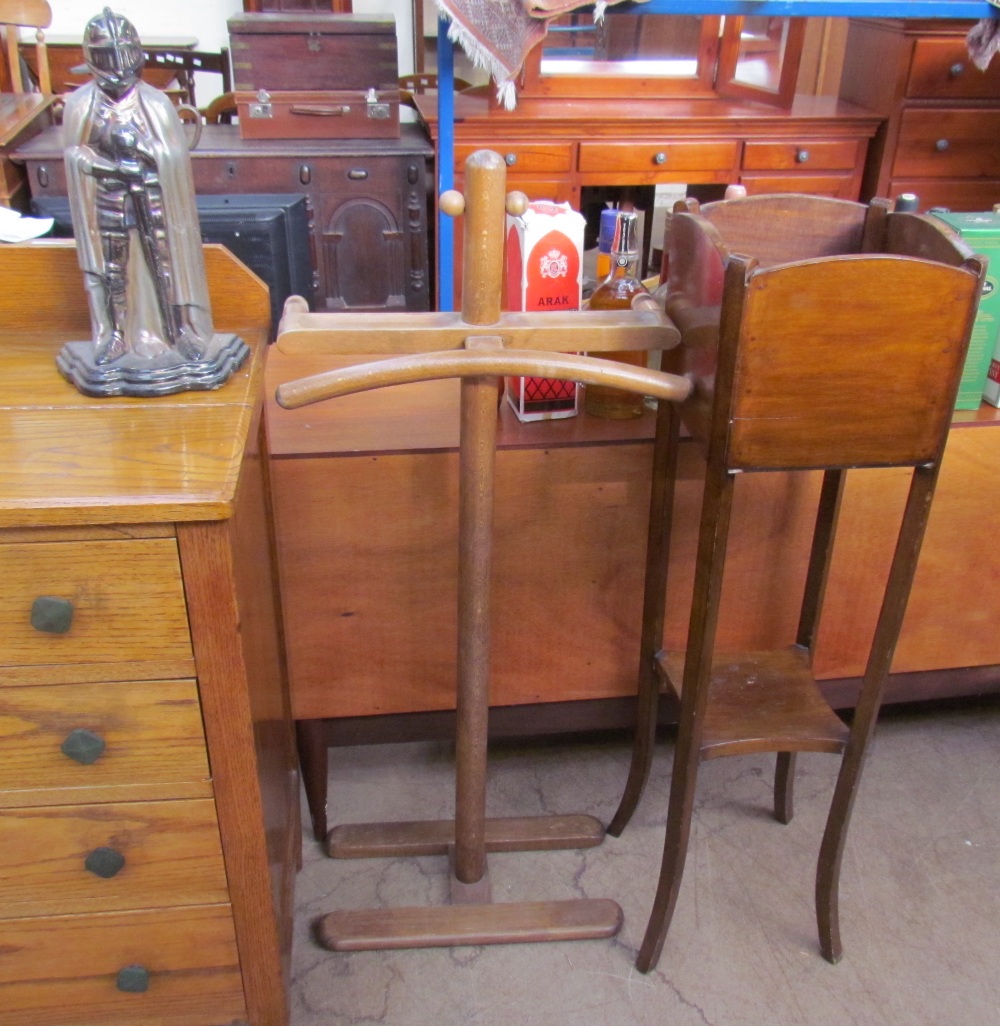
612;210;639;256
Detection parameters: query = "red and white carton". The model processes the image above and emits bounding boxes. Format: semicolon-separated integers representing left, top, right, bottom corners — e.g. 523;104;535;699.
504;200;585;421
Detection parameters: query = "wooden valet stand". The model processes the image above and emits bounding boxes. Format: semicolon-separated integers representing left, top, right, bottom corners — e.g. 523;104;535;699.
275;149;690;952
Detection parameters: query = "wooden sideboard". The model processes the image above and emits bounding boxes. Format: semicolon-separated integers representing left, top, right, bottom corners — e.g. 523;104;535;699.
414;92;881;299
0;93;53;211
264;349;1000;739
14;123;434;315
839;18;1000;210
0;244;297;1026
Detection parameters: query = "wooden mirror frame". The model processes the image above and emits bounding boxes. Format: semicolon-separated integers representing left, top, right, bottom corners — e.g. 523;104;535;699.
715;16;807;108
516;14;723;100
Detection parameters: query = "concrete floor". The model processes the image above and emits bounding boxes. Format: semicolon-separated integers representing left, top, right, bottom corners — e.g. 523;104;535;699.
291;696;1000;1026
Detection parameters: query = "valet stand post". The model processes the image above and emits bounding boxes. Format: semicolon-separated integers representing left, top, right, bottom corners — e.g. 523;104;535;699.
281;149;687;952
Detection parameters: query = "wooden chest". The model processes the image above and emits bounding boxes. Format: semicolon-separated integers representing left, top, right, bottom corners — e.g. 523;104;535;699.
227;12;398;92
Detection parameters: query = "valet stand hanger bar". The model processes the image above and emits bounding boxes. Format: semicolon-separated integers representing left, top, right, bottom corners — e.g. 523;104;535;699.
275;149;689;953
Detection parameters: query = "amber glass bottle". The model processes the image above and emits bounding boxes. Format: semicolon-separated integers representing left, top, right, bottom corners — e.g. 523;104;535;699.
584;209;649;419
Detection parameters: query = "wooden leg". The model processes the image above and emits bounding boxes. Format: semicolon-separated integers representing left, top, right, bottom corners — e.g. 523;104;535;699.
609;400;680;837
817;466;938;963
636;723;703;973
774;751;796;825
296;718;329;843
637;466;735;973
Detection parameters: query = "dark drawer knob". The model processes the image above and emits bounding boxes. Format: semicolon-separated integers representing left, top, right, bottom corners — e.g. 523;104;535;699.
347;168;369;180
503;152;517;167
85;846;126;878
30;596;74;634
949;62;965;78
653;152;667;165
37;164;49;188
60;728;106;765
299;164;311;185
116;965;150;993
795;148;810;163
935;139;950;152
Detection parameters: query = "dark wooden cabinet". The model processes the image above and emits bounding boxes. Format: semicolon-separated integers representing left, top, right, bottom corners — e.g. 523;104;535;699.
839;18;1000;210
13;123;433;313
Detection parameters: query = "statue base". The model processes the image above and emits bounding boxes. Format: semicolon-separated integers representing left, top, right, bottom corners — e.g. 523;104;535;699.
57;334;251;398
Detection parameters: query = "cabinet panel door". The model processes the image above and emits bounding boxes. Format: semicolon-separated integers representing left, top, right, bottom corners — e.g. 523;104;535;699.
317;158;429;311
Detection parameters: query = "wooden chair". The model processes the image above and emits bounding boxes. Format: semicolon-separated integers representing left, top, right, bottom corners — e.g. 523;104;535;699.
143;47;232;110
1;0;51;93
399;71;472;109
274;150;690;952
607;193;985;971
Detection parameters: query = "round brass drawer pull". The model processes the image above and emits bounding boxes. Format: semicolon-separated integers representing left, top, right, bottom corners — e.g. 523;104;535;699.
116;965;150;993
85;846;126;879
30;596;74;634
60;728;106;765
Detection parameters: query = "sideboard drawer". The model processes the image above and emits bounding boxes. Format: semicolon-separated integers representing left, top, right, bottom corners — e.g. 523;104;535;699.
0;799;228;917
454;142;573;175
742;139;863;172
892;109;1000;178
741;173;861;200
907;37;1000;100
0;680;210;805
578;140;738;174
0;904;246;1026
0;539;192;682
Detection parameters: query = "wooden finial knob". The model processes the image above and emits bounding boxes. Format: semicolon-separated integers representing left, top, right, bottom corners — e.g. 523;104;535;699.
440;190;466;217
505;191;530;217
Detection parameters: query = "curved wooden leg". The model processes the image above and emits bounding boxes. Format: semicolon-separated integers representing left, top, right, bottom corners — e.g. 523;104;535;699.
774;751;797;825
607;660;659;837
818;466;938;962
636;729;702;973
609;400;680;837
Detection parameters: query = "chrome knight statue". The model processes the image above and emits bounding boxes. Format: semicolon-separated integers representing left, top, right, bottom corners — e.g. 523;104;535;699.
58;8;248;397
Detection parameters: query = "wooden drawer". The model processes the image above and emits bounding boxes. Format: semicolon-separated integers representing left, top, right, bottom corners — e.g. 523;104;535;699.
0;680;211;807
454;143;573;176
888;179;1000;212
741;173;861;200
742;139;862;172
907;37;1000;100
578;140;738;174
0;904;246;1026
892;110;1000;178
0;799;228;918
0;538;193;686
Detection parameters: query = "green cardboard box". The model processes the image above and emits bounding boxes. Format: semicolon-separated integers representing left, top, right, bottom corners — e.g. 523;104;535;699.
929;211;1000;410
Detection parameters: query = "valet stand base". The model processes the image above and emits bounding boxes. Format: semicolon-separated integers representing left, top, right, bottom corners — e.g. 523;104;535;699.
318;814;624;952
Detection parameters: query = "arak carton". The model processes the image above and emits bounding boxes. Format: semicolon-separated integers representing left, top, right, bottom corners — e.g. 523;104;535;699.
929;210;1000;409
504;200;585;421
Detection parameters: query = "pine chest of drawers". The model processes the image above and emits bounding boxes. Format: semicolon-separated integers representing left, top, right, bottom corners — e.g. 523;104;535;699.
839;18;1000;210
0;244;298;1026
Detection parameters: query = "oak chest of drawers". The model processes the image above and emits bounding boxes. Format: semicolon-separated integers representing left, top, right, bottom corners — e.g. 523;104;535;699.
839;18;1000;210
0;244;298;1026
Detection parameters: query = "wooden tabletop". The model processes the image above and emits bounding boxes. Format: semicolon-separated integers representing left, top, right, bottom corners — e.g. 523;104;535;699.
0;243;270;528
